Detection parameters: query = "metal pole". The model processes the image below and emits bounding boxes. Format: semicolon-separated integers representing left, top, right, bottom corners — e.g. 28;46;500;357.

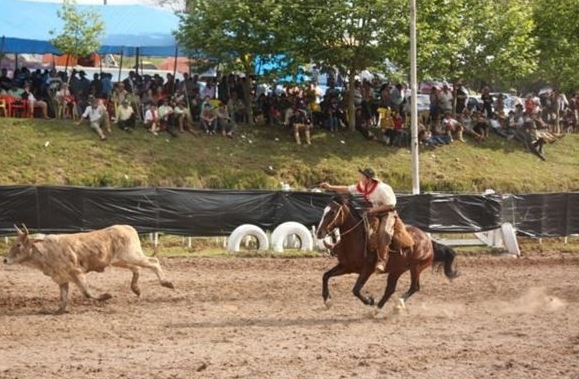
409;0;420;194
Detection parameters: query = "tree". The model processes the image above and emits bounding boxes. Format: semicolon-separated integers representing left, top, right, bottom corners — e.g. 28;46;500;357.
283;0;396;130
533;0;579;93
382;0;536;92
176;0;291;124
49;0;105;66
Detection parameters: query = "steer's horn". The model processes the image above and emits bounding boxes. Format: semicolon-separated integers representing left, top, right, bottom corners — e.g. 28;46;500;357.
14;224;23;235
21;224;29;235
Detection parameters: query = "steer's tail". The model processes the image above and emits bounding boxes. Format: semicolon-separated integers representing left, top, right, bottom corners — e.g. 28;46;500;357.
432;240;459;279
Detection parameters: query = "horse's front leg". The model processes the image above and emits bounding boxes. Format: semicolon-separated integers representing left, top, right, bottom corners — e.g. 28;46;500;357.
352;267;375;306
322;263;350;308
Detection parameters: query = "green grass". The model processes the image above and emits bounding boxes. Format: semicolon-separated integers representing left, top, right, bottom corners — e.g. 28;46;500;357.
0;117;578;193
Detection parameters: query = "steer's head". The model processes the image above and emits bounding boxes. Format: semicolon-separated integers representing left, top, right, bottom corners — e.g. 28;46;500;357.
4;225;33;265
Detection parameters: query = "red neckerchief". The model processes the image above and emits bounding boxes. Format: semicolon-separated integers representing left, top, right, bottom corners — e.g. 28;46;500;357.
356;180;378;205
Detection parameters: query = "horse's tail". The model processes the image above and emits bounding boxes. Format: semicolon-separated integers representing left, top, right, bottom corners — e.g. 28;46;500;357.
431;240;459;279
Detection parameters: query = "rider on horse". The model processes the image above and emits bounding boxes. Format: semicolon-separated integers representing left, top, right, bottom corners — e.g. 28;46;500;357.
320;167;397;274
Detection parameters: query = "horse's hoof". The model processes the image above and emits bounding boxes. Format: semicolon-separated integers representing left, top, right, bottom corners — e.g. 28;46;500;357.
98;293;113;301
372;307;386;319
394;298;406;312
162;281;175;289
324;299;333;309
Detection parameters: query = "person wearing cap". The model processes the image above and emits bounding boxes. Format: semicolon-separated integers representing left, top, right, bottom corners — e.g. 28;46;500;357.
115;98;135;132
77;96;108;141
319;168;397;273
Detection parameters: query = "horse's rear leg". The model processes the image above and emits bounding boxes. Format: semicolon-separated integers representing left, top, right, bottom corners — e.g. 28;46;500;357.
376;270;403;312
399;262;429;309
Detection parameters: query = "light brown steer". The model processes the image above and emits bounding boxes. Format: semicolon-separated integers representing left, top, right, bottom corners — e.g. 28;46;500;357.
4;224;174;314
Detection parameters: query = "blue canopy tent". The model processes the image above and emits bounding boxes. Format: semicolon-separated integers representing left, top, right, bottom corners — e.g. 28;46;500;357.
0;0;182;57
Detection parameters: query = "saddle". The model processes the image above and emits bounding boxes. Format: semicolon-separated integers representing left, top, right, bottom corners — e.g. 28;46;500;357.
392;215;414;250
365;213;414;252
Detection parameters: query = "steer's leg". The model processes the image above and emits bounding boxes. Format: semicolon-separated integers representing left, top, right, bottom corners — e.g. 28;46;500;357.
122;253;174;289
112;261;142;296
56;282;69;314
71;272;112;302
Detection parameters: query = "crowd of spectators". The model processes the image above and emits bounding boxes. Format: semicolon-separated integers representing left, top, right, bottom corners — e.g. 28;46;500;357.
0;66;572;157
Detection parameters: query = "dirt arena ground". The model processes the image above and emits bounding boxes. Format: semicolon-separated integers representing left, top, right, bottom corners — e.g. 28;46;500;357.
1;251;578;379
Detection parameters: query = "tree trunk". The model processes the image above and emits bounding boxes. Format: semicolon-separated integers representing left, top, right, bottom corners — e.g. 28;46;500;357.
243;69;254;126
347;71;357;131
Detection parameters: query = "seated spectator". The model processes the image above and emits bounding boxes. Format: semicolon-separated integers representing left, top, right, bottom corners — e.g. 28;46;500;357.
76;96;108;141
215;102;236;138
441;112;465;142
54;82;76;119
157;99;177;137
22;83;49;119
200;103;217;134
489;113;513;139
288;103;312;145
143;102;161;136
115;99;135;132
384;110;408;146
354;107;377;141
173;101;197;135
418;123;449;147
458;110;484;142
471;111;491;139
111;82;128;119
227;91;246;123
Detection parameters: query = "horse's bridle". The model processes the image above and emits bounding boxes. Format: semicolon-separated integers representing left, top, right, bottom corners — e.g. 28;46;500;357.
324;200;364;237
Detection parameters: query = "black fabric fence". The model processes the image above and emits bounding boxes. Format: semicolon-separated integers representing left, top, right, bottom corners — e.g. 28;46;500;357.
0;186;575;237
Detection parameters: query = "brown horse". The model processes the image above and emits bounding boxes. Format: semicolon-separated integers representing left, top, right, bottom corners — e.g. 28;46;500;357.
316;195;458;315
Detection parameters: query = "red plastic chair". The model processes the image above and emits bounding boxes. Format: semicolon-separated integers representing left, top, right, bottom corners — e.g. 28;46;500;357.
9;99;30;118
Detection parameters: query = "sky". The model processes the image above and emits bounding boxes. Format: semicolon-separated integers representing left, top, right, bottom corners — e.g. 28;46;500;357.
25;0;151;3
20;0;185;10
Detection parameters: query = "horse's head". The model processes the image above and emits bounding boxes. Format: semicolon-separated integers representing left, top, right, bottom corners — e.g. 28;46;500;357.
316;195;350;239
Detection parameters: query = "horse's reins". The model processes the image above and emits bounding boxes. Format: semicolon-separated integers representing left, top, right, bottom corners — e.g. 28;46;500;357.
325;201;366;253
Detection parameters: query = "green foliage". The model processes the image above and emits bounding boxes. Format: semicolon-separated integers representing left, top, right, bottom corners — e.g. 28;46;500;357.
49;0;105;58
532;0;579;92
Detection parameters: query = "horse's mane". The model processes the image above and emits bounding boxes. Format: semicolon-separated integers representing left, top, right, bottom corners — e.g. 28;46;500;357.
331;194;365;220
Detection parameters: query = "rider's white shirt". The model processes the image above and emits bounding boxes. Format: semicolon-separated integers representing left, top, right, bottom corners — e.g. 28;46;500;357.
348;181;396;207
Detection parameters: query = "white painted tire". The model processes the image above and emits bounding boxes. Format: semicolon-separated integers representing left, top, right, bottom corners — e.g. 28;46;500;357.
227;224;269;252
271;222;314;253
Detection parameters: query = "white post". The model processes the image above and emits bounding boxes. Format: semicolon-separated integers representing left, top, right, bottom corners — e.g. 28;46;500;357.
409;0;420;194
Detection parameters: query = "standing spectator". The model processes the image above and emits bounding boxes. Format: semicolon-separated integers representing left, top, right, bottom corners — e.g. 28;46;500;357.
438;84;453;116
455;80;469;114
428;86;441;127
480;86;494;118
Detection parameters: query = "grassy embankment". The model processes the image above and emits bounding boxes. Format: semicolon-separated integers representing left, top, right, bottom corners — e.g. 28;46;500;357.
1;117;578;255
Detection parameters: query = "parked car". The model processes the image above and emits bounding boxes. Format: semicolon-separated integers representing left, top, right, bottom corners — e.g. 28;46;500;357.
404;94;431;123
490;92;522;115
